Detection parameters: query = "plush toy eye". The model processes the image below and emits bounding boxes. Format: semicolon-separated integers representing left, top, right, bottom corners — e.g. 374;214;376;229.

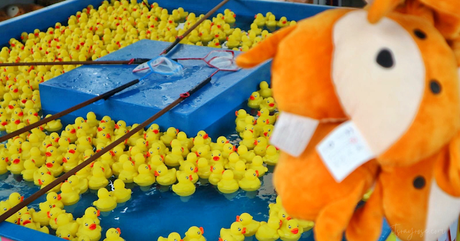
413;29;426;39
376;49;393;68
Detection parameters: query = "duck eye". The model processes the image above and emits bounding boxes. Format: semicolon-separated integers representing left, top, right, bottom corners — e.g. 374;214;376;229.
288;225;291;229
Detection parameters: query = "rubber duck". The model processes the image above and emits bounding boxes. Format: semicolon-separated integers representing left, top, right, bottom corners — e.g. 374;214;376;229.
236;213;260;237
239;131;255;150
247;92;262;109
55;212;79;236
76;217;102;241
134;164;155;186
104;228;124;241
149;140;168;156
68;175;88;194
130;152;146;171
236;145;255;163
43;191;64;210
260;97;277;113
62;152;79;173
172;172;195;196
196;130;211;145
57;228;76;241
184;226;205;241
158;232;182;241
222;143;235;160
76;207;100;225
165;146;183;167
191;136;207;153
235;109;248;124
155;164;177;186
220;222;246;241
253;13;266;28
277;16;289;29
160;127;178;147
253;137;268;156
278;219;302;241
177;162;198;184
257;81;272;98
263;146;279;166
110;179;132;203
255;217;282;241
45;158;63;177
210;136;229;152
233;161;247;181
248;23;261;36
148;154;165;172
21;159;37;181
88;164;109;190
86;112;99;128
48;207;68;230
20;213;47;233
238;169;261;192
93;188;117;212
249;156;268;176
45;118;63;132
208;163;224;186
8;154;24;175
188;30;201;44
196;158;211;179
225;152;240;170
6;192;23;208
218;170;239;194
59;182;80;206
118;160;137;183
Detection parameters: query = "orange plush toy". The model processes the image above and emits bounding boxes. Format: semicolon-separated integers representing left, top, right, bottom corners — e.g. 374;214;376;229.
236;4;460;241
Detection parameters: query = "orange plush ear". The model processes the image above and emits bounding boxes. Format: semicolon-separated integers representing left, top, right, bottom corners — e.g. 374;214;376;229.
237;9;350;120
367;0;404;23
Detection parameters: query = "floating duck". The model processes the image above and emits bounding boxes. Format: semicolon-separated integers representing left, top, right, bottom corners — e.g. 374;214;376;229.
55;212;79;236
249;156;268;176
196;158;211;179
253;137;268;157
262;124;275;138
263;146;279;166
56;228;76;241
118;160;137;184
247;92;262;109
8;154;24;175
233;161;246;181
265;15;277;32
210;136;229;152
165;146;183;167
191;136;208;153
77;207;100;226
176;131;193;150
236;145;255;163
255;217;281;241
217;170;239;194
184;226;205;241
238;169;261;192
6;192;23;207
76;217;102;241
278;219;302;241
60;182;80;206
160;127;178;147
93;188;117;212
239;131;255;150
196;130;211;145
45;158;64;177
148;154;165;172
48;207;69;230
260;97;277;113
158;232;182;241
253;13;266;28
236;213;260;237
225;152;240;170
88;164;109;190
110;179;132;203
172;172;196;196
68;175;88;194
155;164;177;186
104;228;124;241
209;163;224;186
22;159;37;182
277;16;289;29
220;222;246;241
44;191;64;209
20;213;48;233
134;164;155;187
177;162;198;184
258;81;272;98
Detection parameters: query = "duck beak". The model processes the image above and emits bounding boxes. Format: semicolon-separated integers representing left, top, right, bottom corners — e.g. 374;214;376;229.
291;228;299;234
89;223;97;230
242;227;246;234
22;220;31;225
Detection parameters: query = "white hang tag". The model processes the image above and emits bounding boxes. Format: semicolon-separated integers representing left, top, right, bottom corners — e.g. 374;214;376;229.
316;121;375;183
270;112;319;157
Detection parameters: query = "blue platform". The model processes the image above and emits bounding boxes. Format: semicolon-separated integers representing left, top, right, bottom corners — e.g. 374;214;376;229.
39;40;271;138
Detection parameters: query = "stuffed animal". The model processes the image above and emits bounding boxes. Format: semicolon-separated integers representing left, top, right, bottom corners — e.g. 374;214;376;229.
0;4;43;22
236;5;460;241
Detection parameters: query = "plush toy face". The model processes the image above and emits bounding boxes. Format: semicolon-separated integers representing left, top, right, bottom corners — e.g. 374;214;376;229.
237;8;460;166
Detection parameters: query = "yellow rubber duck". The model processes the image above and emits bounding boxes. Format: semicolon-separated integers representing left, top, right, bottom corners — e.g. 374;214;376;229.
177;162;198;184
76;217;102;241
233;161;246;181
48;207;68;230
6;192;23;208
177;131;193;150
260;97;277;113
110;179;132;203
21;159;37;182
211;136;228;152
77;207;100;226
118;160;138;184
8;154;24;175
258;81;272;98
134;164;155;186
278;219;303;241
158;232;181;241
184;226;205;241
197;158;211;179
33;203;53;226
56;228;75;240
249;156;268;177
217;170;239;194
239;131;255;150
60;182;80;206
255;217;281;241
20;213;48;233
148;154;165;172
248;23;261;36
247;92;262;109
236;213;260;236
88;164;109;190
165;146;183;167
93;188;117;212
263;146;279;166
45;158;63;177
258;108;276;125
155;164;177;186
68;175;88;194
224;9;236;26
253;137;268;157
225;152;239;170
196;130;211;145
209;163;224;186
103;227;124;241
238;169;261;192
235;109;248;125
220;222;246;241
172;172;196;196
236;145;255;163
55;213;79;236
191;136;208;153
253;13;266;28
160;127;178;147
277;16;289;29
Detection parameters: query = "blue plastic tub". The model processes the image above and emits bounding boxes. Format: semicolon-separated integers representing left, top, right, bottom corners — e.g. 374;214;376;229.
0;0;392;240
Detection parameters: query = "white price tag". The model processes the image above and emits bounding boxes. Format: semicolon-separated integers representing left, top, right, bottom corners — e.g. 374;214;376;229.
270;112;319;157
316;121;375;182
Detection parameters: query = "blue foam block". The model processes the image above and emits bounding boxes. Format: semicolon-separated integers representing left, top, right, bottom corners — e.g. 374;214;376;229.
39;40;271;138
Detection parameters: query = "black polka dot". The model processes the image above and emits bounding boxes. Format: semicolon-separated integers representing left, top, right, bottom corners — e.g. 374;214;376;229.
430;80;441;94
376;49;394;68
413;176;425;189
414;29;426;39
